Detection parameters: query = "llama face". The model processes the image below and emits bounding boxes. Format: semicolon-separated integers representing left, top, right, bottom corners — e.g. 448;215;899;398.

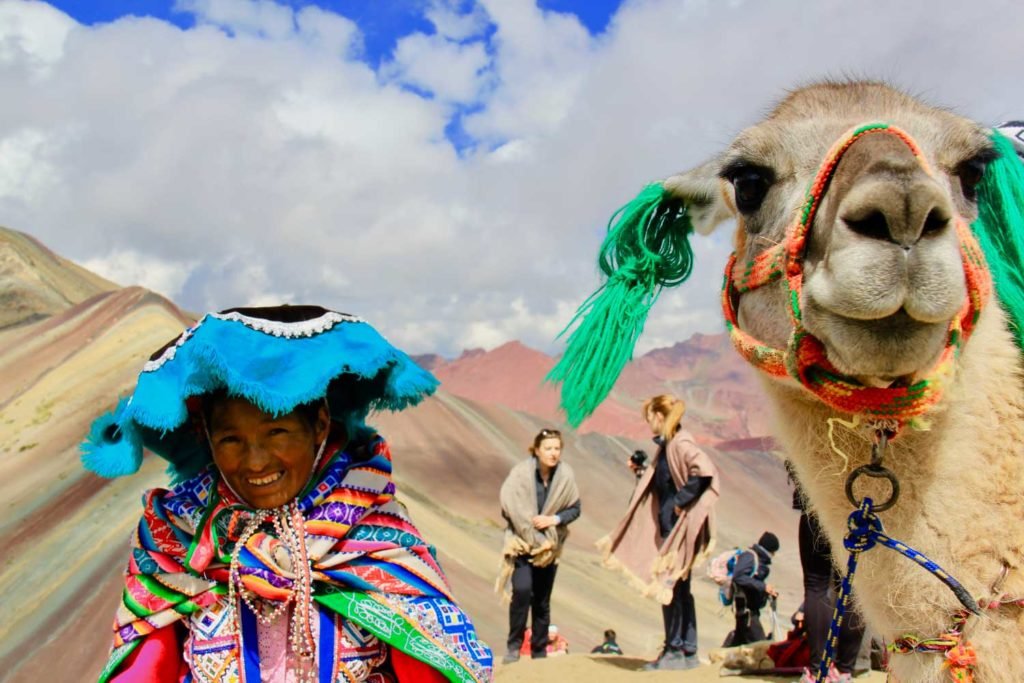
672;82;995;383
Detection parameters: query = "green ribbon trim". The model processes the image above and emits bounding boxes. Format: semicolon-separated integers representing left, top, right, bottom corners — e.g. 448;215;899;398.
315;588;481;683
97;641;140;683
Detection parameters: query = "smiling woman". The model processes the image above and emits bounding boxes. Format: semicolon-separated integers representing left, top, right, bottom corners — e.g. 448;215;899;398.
205;394;330;509
80;305;493;683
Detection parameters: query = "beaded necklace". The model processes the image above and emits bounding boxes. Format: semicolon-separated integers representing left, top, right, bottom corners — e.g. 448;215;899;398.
721;123;992;435
228;501;318;683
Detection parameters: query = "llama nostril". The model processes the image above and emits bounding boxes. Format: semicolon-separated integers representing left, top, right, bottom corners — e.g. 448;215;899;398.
843;211;890;242
921;209;949;236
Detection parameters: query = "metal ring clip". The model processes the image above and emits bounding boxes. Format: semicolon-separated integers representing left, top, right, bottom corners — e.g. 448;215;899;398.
844;432;900;512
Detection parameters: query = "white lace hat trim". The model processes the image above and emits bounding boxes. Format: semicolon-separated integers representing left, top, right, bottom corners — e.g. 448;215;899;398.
143;310;363;372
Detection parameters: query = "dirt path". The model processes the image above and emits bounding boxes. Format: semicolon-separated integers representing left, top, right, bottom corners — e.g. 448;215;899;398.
494;655;888;682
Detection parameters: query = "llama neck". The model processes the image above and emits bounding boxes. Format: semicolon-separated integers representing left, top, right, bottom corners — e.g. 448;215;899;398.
762;304;1024;636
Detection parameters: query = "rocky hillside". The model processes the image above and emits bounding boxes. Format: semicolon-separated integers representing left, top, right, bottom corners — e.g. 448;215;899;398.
425;334;775;445
0;227;118;329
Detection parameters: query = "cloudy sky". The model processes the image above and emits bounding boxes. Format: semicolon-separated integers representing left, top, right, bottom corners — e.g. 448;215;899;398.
1;0;1021;356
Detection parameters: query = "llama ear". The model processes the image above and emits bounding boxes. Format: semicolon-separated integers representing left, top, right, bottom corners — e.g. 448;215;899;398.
663;157;735;236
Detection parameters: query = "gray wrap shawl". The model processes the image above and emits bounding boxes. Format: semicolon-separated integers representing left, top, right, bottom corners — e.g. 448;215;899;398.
495;458;580;602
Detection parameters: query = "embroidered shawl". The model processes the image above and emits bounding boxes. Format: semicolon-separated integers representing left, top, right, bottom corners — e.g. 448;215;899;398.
100;435;493;683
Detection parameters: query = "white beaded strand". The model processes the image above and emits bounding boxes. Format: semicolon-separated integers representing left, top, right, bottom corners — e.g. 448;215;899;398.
229;512;293;625
229;503;319;683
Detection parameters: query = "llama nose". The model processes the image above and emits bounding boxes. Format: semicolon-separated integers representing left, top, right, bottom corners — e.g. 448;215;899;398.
839;177;952;249
831;132;954;249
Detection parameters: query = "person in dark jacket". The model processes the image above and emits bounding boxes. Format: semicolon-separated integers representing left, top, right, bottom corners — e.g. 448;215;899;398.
591;629;624;655
788;467;865;683
730;532;780;645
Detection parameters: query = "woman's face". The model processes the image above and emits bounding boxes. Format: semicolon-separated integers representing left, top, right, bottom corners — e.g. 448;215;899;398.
208;397;330;509
646;409;665;436
535;437;562;470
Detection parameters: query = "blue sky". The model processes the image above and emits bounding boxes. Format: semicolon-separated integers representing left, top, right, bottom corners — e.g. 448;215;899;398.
45;0;623;66
1;0;1020;356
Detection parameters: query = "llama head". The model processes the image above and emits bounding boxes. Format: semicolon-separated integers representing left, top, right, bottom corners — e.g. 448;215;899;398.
671;82;994;382
552;80;1024;426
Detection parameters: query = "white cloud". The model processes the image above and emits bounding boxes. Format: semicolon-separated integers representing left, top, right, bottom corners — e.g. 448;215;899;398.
0;0;73;79
0;128;65;204
463;0;594;142
176;0;295;39
0;0;1021;359
485;138;534;164
175;0;361;58
426;0;491;42
384;33;490;104
463;297;578;350
82;250;196;300
294;6;361;58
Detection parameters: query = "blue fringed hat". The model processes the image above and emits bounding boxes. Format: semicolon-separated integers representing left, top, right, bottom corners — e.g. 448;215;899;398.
81;305;439;483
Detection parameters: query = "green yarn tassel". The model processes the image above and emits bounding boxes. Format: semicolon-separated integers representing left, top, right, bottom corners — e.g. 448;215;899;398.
547;183;695;426
972;131;1024;352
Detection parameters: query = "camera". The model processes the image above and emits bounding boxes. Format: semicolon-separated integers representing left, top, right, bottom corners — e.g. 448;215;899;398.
629;450;648;478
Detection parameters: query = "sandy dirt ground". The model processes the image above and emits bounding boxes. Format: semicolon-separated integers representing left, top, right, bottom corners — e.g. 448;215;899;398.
494;655;888;682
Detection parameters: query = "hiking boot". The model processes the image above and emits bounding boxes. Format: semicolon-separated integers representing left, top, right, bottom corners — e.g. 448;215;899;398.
501;651;520;665
641;649;666;670
642;649;688;671
799;665;848;683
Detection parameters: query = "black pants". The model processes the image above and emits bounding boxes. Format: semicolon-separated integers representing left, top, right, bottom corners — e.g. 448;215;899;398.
731;589;767;645
661;576;697;654
800;512;865;673
507;556;558;657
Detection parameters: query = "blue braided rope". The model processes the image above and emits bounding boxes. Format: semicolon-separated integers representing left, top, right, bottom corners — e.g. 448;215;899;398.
815;498;979;683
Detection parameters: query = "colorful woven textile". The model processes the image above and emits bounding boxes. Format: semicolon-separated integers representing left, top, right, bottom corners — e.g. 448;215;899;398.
99;435;492;683
722;123;993;433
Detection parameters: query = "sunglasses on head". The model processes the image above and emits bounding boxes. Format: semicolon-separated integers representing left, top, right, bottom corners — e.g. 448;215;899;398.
539;428;561;437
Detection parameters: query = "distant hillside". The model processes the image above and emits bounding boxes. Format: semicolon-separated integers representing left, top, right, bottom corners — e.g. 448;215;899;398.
0;227;118;329
0;230;797;682
428;336;775;446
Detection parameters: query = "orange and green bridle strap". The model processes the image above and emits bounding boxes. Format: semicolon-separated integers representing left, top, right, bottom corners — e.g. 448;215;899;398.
721;122;993;432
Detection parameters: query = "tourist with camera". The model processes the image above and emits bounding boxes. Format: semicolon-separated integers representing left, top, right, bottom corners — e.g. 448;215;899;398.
598;395;720;671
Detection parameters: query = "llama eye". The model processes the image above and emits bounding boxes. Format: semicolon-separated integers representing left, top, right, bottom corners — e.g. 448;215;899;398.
956;157;987;201
725;166;773;214
956;146;998;202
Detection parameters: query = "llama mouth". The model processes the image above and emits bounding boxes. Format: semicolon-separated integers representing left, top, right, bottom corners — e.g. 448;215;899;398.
805;303;948;379
247;471;284;486
852;373;913;389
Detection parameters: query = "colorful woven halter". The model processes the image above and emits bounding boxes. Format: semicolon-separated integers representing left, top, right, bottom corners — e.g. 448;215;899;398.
721;123;993;433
